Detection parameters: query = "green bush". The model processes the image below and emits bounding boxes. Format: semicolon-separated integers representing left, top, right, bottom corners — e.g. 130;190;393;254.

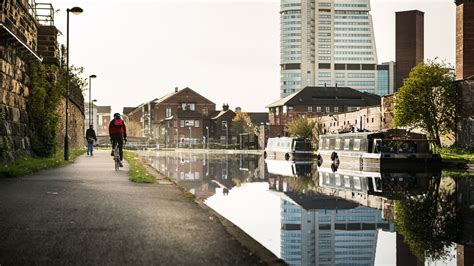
28;63;62;157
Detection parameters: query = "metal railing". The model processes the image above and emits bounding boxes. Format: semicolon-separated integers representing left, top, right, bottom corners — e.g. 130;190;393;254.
34;2;54;26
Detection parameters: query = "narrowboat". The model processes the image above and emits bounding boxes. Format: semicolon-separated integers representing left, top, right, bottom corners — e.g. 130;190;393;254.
316;129;441;172
264;137;313;161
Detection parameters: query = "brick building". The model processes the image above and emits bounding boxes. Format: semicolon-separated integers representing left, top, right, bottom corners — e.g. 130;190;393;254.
151;87;215;147
395;10;424;91
266;86;381;126
456;0;474;80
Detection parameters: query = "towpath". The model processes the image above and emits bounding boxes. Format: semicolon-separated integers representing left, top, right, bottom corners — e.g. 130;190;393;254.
0;150;271;265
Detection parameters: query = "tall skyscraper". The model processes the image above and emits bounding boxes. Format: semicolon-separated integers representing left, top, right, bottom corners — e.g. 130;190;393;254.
455;0;474;80
395;10;424;91
280;0;379;98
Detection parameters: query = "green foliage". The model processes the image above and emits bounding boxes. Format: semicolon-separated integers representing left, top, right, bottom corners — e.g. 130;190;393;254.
394;60;458;146
439;147;474;164
231;112;255;135
393;176;460;261
124;151;156;183
0;148;85;177
28;63;62;157
286;116;316;140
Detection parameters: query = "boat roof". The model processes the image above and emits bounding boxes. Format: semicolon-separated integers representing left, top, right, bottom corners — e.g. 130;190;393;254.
319;129;427;139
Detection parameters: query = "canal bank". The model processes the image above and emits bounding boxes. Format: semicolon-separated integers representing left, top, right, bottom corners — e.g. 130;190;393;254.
0;150;277;265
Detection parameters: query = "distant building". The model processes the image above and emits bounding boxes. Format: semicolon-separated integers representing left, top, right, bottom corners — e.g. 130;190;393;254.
455;0;474;80
266;86;381;126
377;62;396;96
395;10;424;91
84;102;97;130
96;106;111;136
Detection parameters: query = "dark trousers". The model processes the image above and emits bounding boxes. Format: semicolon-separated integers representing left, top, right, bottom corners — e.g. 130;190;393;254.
111;135;124;161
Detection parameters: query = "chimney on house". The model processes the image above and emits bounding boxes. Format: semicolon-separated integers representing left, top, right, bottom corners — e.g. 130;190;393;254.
223;104;229;111
175;87;178;93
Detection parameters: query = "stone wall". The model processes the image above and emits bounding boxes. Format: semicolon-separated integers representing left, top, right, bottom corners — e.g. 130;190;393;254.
57;97;85;150
1;0;39;50
0;42;32;161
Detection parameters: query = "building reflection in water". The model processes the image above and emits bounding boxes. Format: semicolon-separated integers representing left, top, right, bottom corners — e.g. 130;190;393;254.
149;151;266;199
267;159;394;266
145;151;473;266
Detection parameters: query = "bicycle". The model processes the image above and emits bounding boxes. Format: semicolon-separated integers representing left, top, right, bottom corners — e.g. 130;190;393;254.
113;142;120;171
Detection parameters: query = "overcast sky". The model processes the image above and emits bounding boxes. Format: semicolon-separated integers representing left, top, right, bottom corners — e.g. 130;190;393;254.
49;0;455;113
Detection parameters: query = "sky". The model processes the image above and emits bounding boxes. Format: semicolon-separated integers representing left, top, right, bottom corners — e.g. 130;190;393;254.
48;0;456;114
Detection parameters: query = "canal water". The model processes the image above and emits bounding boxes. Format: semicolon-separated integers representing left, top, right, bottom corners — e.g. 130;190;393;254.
144;150;473;266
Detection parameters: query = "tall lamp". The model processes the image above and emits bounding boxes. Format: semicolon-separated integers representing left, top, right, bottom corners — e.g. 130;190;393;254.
88;74;97;126
64;6;83;161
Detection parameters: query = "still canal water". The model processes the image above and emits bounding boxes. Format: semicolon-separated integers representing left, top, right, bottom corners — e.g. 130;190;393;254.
144;150;473;266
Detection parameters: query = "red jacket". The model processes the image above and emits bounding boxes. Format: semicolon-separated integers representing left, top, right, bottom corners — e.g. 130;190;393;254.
109;118;127;138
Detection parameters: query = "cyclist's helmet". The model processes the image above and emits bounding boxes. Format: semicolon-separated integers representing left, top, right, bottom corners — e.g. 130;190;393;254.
114;113;121;119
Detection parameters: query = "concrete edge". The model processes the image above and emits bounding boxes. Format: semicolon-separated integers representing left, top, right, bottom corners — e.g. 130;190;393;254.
137;156;286;265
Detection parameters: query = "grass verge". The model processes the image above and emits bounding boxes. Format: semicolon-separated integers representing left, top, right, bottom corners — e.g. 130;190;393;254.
439;147;474;164
123;150;156;183
0;148;86;177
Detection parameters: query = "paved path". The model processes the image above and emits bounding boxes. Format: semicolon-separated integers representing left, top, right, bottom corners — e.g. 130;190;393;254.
0;150;264;265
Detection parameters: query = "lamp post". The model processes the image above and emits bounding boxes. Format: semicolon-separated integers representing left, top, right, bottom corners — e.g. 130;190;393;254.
92;99;97;130
64;6;83;161
224;122;228;149
88;74;97;126
205;126;209;149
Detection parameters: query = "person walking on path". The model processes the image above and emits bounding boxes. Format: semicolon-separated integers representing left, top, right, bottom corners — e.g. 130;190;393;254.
109;113;127;167
86;124;97;156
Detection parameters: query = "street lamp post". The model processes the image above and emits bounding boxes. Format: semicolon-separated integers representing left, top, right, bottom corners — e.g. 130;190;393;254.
205;126;209;149
88;74;97;126
64;6;83;161
225;122;228;149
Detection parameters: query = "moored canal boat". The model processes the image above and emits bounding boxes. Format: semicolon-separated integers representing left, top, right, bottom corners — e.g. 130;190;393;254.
264;137;313;161
316;129;441;172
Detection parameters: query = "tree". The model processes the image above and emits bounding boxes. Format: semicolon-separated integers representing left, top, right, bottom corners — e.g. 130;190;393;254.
231;112;255;136
286;116;316;140
394;60;458;146
393;175;460;261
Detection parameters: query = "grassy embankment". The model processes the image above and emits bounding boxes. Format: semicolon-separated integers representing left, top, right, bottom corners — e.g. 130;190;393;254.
0;149;86;177
123;150;155;183
439;147;474;164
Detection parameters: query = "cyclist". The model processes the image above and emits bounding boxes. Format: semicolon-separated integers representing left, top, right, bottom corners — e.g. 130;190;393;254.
109;113;127;167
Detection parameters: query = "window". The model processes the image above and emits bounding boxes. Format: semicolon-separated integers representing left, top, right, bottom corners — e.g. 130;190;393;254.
317;106;321;112
222;121;228;130
181;103;196;111
202;107;208;115
325;106;330;113
308;106;313;112
195;120;200;127
180;120;184;127
344;139;350;150
166;107;172;117
353;139;361;151
334;106;339;113
335;139;341;150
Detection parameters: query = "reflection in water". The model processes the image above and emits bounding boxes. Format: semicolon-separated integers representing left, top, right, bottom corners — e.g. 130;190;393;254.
145;151;473;265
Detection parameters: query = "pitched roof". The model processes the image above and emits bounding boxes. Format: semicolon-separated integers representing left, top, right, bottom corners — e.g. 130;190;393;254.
122;107;136;115
154;87;215;105
247;112;269;125
96;106;111;114
211;109;234;120
265;86;381;108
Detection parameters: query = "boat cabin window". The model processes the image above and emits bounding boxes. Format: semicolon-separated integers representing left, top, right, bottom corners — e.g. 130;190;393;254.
343;139;351;150
373;139;423;153
344;176;351;188
335;139;341;150
353;139;361;151
294;140;311;151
